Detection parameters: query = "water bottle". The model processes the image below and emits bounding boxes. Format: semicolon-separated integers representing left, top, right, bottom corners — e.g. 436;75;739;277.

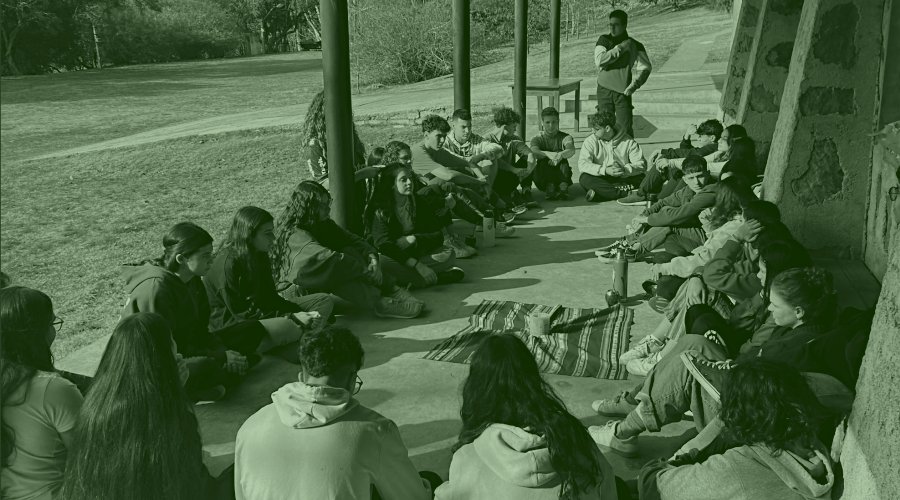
482;209;496;248
613;247;628;298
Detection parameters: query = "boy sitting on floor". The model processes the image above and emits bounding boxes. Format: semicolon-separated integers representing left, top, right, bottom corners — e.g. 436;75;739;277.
483;106;538;208
529;107;577;200
578;111;647;203
618;119;723;206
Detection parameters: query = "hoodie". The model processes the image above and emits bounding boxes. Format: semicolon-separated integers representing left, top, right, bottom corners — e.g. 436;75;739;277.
578;129;646;178
121;263;226;363
434;424;618;500
640;444;834;500
659;219;743;278
646;183;719;228
234;379;429;500
277;227;372;293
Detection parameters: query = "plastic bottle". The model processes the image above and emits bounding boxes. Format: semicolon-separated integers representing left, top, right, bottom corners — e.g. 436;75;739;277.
613;247;628;299
482;209;496;248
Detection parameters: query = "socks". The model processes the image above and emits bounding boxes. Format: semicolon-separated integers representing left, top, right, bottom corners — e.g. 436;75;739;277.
616;409;646;440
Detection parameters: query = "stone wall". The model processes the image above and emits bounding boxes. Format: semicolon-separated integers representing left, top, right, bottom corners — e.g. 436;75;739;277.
839;226;900;500
761;0;887;257
864;122;900;279
721;0;762;123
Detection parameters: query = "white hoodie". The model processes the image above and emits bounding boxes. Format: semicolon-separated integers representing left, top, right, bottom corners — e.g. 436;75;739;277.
234;379;429;500
578;129;646;177
434;424;618;500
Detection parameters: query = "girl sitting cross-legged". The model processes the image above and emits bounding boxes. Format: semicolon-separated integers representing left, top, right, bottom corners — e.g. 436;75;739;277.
204;206;335;362
61;313;234;500
123;222;292;402
1;286;83;500
366;163;467;288
435;334;624;500
270;180;425;319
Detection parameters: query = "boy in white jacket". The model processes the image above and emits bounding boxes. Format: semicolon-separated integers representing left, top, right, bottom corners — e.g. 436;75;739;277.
578;111;647;202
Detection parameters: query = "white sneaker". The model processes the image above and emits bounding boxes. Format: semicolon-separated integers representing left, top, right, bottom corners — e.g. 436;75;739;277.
447;235;477;259
389;286;424;306
625;350;664;377
374;297;423;319
619;335;667;364
430;246;454;263
496;222;516;238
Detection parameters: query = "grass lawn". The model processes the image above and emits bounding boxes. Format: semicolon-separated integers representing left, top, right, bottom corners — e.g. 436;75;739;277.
0;114;485;359
0;4;730;360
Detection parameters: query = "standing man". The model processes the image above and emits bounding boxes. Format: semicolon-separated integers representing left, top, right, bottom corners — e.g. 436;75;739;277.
594;10;652;139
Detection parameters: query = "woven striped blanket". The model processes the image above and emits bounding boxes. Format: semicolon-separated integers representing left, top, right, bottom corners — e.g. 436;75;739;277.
424;300;634;380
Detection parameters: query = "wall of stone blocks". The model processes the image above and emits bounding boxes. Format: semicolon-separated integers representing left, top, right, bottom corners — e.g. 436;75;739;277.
721;0;763;123
761;0;886;257
839;226;900;500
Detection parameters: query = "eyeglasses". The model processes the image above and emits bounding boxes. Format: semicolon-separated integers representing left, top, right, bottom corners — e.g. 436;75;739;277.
890;185;899;202
52;317;64;333
353;375;363;395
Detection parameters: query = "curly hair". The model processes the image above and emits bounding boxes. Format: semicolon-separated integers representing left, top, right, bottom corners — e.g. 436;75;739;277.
492;106;520;127
298;326;364;377
770;267;837;327
270;181;331;282
421;114;450;134
588;111;616;130
383;141;412;164
720;358;824;453
456;335;604;500
301;90;367;170
696;119;724;141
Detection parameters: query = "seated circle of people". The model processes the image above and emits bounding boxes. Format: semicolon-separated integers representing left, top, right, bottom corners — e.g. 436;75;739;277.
269;180;426;319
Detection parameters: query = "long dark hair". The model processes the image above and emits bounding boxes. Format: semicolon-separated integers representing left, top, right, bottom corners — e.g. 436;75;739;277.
131;222;213;272
756;239;811;298
1;286;55;467
270;181;332;282
771;267;837;327
456;335;603;499
61;313;206;500
707;176;755;230
301;90;367;170
219;206;274;279
364;163;418;237
722;137;758;179
720;358;823;453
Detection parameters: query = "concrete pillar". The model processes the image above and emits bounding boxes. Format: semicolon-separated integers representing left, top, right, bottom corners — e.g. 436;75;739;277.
839;231;900;500
761;0;888;257
734;0;804;165
720;0;763;123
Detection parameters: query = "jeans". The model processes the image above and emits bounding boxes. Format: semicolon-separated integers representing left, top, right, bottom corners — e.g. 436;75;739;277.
635;226;706;253
532;158;572;192
580;172;645;202
597;85;634;138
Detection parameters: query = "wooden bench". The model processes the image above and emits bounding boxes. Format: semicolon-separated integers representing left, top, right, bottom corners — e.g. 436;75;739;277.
510;78;582;132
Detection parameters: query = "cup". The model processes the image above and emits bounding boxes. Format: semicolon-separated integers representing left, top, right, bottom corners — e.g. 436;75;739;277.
527;311;552;336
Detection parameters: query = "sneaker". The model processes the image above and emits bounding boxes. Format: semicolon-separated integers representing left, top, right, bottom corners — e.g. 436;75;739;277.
521;190;540;208
596;247;648;264
430;245;454;263
448;235;477;259
598;238;627;252
619;335;667;364
617;190;648;206
625;351;664;377
591;391;638;417
557;189;571;201
647;296;670;314
588;421;639;457
389;286;424;306
511;204;528;215
497;211;517;224
585;189;598;202
496;222;516;238
436;266;465;285
374;296;423;319
680;352;733;402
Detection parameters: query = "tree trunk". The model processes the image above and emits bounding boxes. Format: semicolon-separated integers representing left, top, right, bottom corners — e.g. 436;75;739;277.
1;25;21;75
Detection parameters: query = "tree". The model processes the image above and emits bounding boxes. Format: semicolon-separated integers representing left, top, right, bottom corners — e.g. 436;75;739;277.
0;0;54;74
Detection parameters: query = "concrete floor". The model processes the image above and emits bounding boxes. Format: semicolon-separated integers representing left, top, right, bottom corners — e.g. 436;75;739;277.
195;187;696;480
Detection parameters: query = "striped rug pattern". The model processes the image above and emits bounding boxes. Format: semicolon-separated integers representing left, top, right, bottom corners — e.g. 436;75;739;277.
424;300;634;380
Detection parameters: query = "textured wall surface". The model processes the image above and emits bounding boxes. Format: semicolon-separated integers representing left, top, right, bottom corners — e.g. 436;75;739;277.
735;0;804;168
840;227;900;500
865;123;900;279
762;0;886;257
721;0;763;122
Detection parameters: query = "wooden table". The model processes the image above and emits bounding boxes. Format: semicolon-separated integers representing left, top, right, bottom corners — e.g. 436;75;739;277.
510;78;582;132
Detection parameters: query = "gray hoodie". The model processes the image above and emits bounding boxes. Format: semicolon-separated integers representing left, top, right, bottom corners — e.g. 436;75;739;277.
641;444;834;500
435;423;618;500
234;378;429;500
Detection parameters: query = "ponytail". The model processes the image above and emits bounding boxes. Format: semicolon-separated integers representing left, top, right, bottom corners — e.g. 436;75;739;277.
771;267;837;327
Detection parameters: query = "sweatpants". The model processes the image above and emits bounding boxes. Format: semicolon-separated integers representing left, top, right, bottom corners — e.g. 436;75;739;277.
597;85;634;138
580;172;645;202
635;226;706;253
